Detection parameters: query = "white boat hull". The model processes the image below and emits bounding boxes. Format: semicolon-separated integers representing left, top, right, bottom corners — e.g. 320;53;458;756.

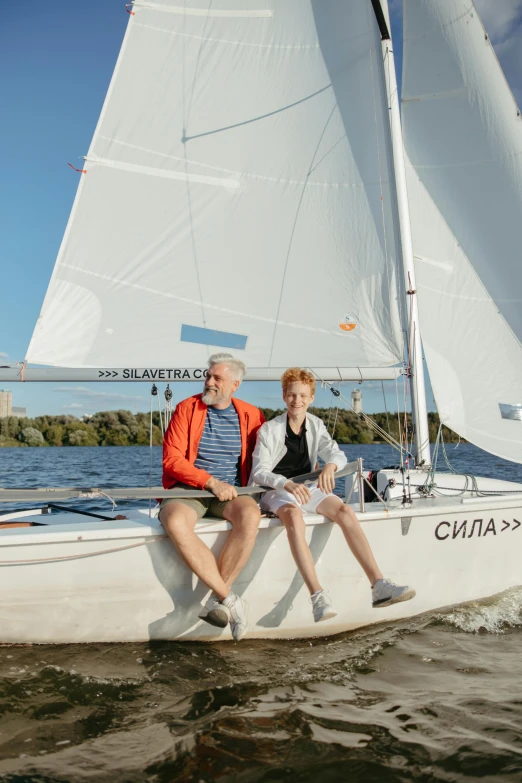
1;483;522;643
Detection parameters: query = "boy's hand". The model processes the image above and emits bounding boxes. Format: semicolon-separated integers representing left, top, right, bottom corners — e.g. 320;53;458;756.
317;463;337;494
284;480;312;505
205;477;238;501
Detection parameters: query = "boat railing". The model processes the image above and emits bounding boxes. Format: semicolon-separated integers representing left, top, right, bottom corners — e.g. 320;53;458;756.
0;460;366;508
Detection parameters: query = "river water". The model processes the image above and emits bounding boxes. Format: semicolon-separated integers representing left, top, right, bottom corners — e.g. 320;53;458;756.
0;444;521;782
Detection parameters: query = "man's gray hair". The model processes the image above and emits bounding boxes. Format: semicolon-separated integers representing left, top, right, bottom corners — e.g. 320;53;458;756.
208;353;246;382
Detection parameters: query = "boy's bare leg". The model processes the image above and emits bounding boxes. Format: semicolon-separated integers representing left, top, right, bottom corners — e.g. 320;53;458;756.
316;496;383;585
278;503;322;595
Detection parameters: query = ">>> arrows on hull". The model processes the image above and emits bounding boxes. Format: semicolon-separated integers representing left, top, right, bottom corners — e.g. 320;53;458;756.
98;371;118;378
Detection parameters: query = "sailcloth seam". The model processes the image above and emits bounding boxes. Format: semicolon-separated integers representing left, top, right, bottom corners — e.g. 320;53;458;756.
58;264;347;338
97;135;379;188
402;87;467;103
267;102;338;364
134;22;322;49
181;0;207;336
132;3;273;17
403;7;473;41
369;32;396;360
417;284;522;304
85;156;239;188
412;150;522;170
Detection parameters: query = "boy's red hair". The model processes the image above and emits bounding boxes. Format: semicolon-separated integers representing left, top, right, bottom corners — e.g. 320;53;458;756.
281;367;316;396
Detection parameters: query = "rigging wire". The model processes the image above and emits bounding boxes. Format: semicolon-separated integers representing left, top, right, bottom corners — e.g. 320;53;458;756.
149;384;158;519
395;375;404;469
381;380;392;441
310;370;405;454
157;388;165;437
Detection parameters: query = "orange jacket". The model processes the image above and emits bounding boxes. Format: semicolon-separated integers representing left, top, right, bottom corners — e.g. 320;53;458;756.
162;394;265;490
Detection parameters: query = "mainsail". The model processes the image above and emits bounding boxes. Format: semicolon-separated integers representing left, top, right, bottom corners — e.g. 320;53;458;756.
402;0;522;463
27;0;405;372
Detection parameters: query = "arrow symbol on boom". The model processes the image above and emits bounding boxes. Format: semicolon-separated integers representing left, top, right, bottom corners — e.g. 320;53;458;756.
98;371;118;378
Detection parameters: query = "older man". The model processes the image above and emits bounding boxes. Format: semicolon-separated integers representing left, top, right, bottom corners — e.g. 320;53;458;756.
159;353;264;641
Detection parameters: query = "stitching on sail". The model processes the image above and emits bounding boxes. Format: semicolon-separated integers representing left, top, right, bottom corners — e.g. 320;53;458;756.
267;102;339;364
414;255;454;273
402;87;467;103
134;22;322;48
403;7;473;41
132;2;273;17
180;0;207;337
97;136;374;188
85;155;239;188
58;264;347;337
417;283;521;303
410;148;522;169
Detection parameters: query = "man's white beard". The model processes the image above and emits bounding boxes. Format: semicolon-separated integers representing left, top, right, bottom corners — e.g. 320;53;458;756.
202;387;227;406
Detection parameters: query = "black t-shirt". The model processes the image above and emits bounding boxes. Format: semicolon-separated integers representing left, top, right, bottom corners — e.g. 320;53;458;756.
273;418;312;479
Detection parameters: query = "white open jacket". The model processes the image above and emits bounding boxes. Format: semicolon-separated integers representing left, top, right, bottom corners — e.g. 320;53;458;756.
250;412;347;490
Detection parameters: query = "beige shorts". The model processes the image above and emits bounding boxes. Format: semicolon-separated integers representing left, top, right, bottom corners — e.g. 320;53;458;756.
160;483;230;520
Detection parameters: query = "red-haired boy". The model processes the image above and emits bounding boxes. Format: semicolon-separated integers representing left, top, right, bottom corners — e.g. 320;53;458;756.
251;368;415;622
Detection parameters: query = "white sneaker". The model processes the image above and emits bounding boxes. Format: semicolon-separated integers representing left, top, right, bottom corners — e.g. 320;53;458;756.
222;592;248;641
311;590;337;623
372;578;416;608
198;594;230;628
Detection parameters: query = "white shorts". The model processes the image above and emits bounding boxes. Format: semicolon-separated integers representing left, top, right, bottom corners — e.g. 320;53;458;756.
261;482;336;515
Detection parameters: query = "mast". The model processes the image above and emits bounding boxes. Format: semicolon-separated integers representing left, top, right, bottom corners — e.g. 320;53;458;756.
372;0;431;468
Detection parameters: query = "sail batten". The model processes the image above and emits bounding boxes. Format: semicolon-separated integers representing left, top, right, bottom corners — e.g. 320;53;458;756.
27;0;405;371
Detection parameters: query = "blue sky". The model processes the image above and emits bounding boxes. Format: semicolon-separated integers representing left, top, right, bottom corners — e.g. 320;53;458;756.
0;1;521;418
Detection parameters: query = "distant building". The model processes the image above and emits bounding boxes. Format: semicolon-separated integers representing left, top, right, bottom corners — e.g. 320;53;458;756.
351;388;363;414
0;390;12;418
12;406;26;417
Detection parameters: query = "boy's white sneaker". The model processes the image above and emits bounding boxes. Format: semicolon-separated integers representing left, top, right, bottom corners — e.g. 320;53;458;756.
372;578;416;608
311;590;338;623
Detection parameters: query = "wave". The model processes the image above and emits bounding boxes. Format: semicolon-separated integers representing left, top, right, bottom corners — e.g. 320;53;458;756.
440;585;522;634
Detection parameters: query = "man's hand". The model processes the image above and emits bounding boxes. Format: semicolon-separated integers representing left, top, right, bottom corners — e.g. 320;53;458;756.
317;463;337;494
205;477;238;502
284;480;312;505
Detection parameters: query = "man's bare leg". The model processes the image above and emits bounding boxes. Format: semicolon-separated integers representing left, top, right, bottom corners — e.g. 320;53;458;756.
219;495;261;588
316;496;383;585
159;502;230;600
278;504;322;595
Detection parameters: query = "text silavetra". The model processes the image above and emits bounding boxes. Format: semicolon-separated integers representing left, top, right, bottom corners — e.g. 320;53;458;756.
434;518;521;540
97;368;208;380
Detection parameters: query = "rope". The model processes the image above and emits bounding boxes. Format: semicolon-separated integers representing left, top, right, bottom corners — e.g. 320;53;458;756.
0;536;166;567
418;425;495;498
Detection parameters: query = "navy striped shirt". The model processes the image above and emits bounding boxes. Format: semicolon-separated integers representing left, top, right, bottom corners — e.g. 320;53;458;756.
194;404;242;485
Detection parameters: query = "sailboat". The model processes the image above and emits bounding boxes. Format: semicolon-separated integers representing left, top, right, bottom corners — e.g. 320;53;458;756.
1;0;521;643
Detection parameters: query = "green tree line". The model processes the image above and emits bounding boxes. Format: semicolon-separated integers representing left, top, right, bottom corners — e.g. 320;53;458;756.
0;408;459;447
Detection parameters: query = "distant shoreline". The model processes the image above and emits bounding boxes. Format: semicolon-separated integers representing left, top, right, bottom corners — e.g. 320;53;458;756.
0;408;460;448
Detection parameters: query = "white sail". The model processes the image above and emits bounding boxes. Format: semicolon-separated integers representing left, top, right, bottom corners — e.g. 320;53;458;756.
27;0;405;370
402;0;522;463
